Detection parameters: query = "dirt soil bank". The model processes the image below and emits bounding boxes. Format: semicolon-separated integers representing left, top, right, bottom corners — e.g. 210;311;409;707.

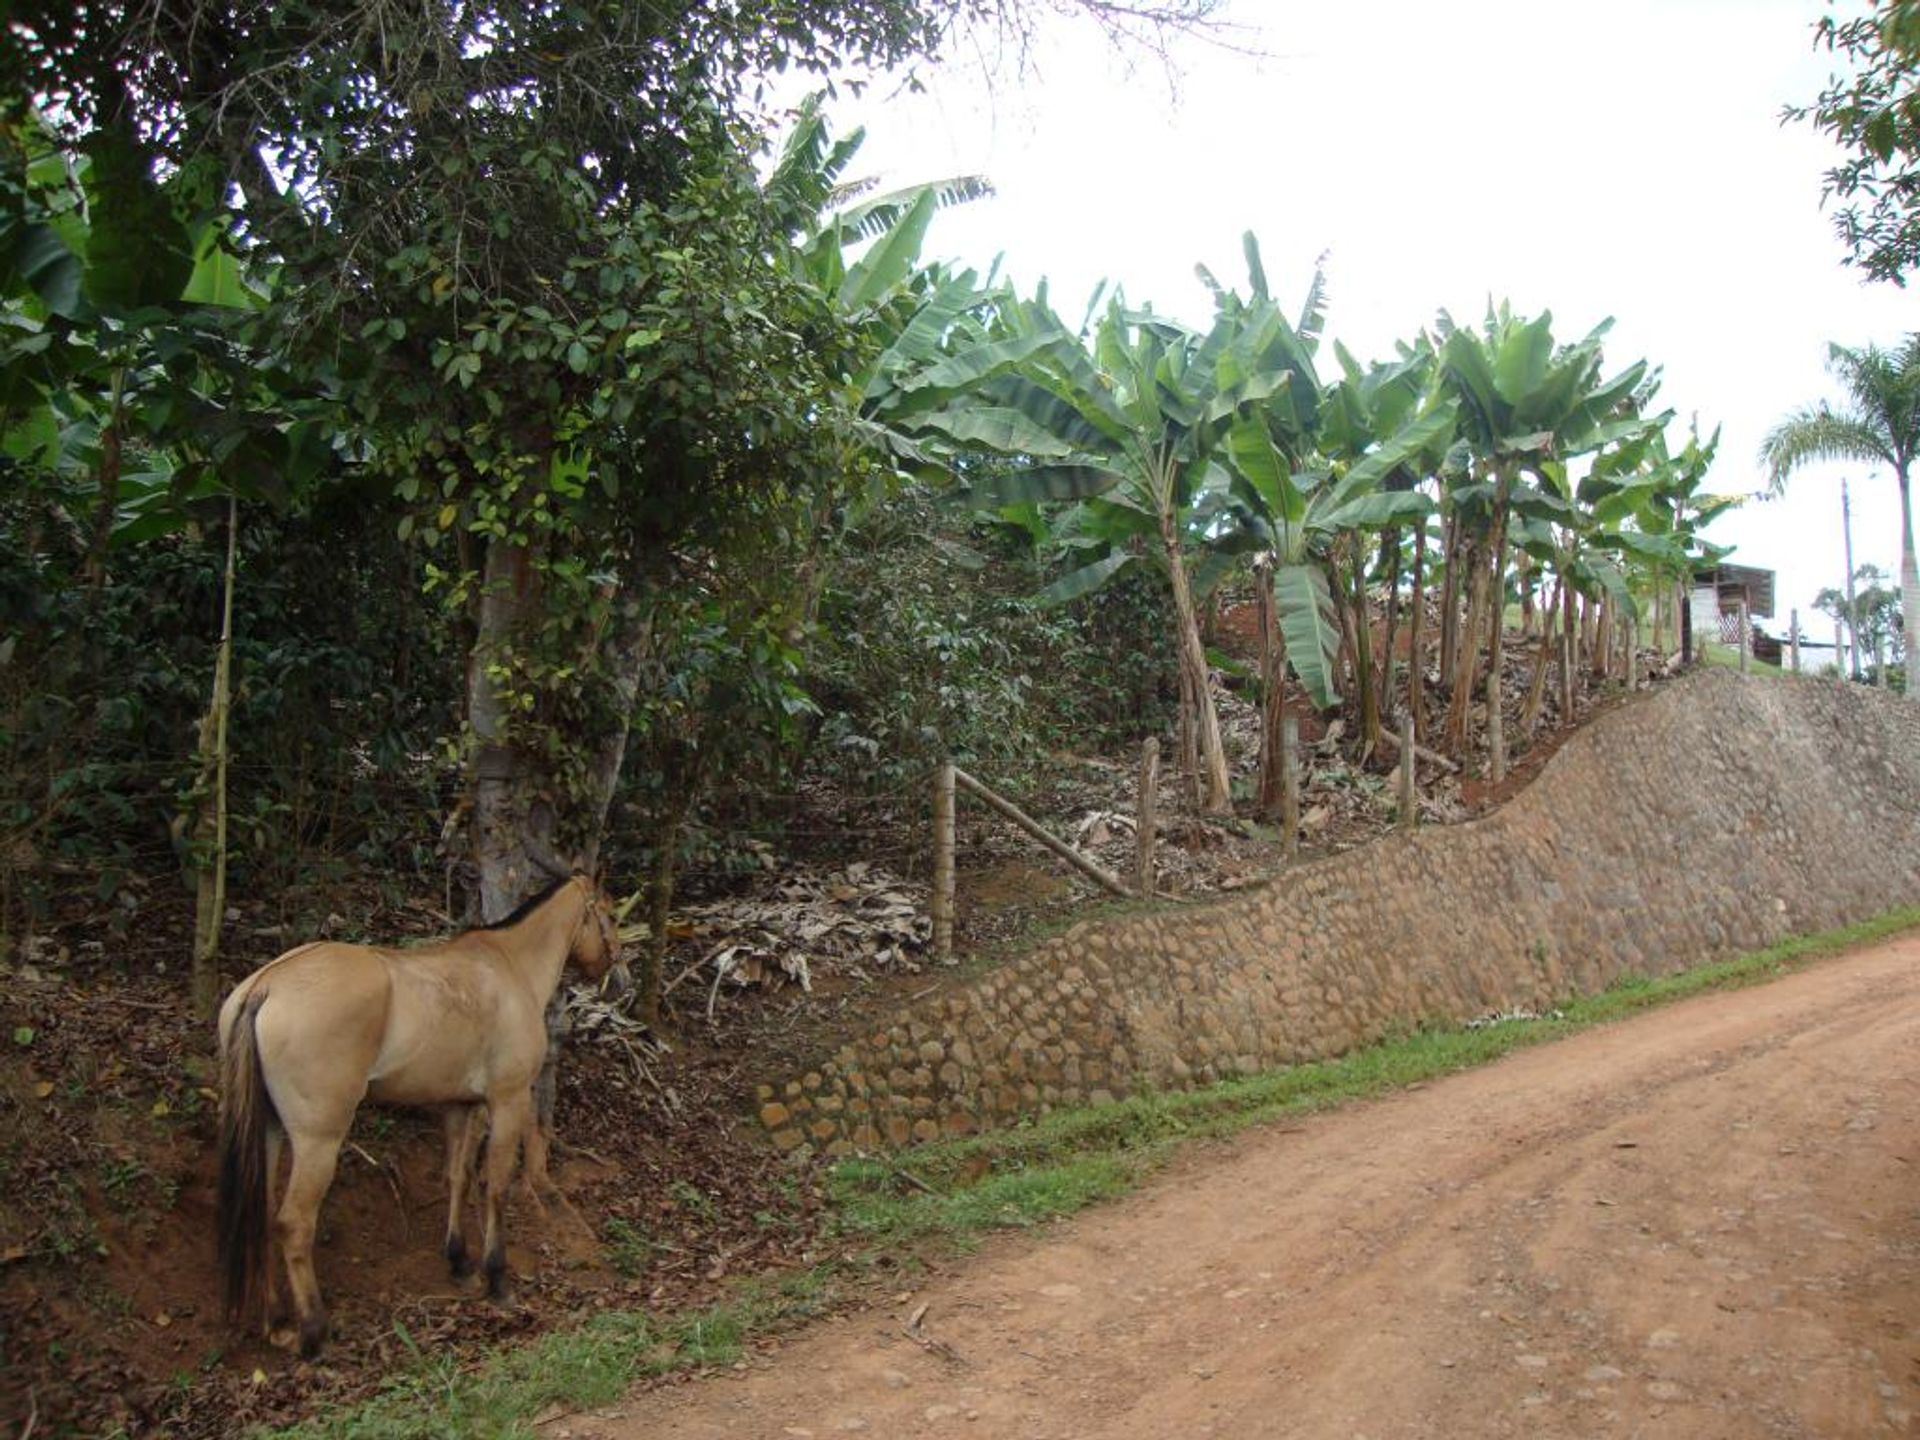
579;936;1920;1440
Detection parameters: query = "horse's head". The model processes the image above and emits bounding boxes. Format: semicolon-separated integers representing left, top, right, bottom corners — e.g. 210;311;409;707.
569;874;631;999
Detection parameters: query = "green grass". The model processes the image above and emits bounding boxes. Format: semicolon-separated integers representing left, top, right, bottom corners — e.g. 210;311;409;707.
1701;640;1784;676
274;903;1920;1440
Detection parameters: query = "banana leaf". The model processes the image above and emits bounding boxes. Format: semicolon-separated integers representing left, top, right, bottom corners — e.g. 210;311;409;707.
1274;561;1342;710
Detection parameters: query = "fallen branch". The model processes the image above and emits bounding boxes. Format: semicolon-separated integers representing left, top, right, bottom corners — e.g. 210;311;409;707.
952;766;1135;898
1372;726;1460;775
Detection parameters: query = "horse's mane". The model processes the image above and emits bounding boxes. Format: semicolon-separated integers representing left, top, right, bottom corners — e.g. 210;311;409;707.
471;875;573;932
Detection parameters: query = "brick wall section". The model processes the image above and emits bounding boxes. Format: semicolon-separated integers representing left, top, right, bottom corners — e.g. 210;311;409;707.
755;672;1920;1157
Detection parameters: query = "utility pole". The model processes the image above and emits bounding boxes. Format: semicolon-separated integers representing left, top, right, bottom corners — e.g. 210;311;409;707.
1843;477;1862;681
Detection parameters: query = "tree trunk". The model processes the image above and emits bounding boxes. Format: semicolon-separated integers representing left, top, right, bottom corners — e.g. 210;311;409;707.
189;498;239;1022
1377;529;1402;722
1437;516;1460;692
469;540;552;920
1900;467;1919;695
1592;598;1613;681
1520;585;1559;735
1255;562;1288;819
1445;540;1487;754
1561;575;1578;727
1408;523;1428;744
1351;555;1381;760
84;367;126;592
1483;488;1510;784
1161;509;1232;813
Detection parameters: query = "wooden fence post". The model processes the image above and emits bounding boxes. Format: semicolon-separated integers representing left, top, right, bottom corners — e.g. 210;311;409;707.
931;762;955;961
1737;598;1750;674
1789;608;1800;674
1281;717;1300;859
1136;737;1159;898
1398;711;1417;831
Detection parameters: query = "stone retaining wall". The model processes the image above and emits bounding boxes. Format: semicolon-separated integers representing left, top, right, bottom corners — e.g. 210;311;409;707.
756;672;1920;1157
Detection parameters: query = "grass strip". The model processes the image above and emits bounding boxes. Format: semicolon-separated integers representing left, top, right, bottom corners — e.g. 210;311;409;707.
278;904;1920;1439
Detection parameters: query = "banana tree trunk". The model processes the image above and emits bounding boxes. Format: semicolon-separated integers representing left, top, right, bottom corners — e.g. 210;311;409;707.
1408;523;1428;743
1377;529;1402;721
1446;541;1487;754
1255;564;1288;819
1484;482;1511;784
1560;572;1578;728
1437;516;1460;691
1520;581;1560;735
1350;556;1381;760
1160;510;1232;814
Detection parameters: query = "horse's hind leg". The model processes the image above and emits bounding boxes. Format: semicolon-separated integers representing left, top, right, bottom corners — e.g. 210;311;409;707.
478;1089;532;1301
263;1123;291;1333
275;1126;346;1358
442;1104;483;1279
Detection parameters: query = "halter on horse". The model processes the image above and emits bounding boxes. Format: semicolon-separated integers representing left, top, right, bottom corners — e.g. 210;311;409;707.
215;872;627;1356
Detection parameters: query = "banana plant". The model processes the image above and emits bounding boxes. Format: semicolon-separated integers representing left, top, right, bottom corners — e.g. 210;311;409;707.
1435;305;1659;760
1224;380;1452;715
955;235;1323;813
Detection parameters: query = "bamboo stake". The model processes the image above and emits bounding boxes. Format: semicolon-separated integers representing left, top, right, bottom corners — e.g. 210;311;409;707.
1280;716;1300;860
931;763;956;959
1789;609;1800;674
1398;712;1417;830
190;496;239;1021
952;766;1134;898
1135;738;1159;898
1737;598;1750;675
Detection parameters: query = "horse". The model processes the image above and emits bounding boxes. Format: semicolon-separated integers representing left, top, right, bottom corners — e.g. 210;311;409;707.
214;871;627;1357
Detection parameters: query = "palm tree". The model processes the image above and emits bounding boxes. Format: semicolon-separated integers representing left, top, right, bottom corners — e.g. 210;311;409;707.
1761;337;1920;694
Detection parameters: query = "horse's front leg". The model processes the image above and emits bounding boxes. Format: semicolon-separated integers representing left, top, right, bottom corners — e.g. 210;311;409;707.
441;1103;484;1280
478;1089;532;1301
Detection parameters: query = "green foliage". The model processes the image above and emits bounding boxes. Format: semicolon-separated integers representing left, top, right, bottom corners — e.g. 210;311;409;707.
804;491;1173;792
1787;1;1920;283
0;491;457;928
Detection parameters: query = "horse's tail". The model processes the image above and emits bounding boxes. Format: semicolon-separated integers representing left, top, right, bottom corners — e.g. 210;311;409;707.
216;990;277;1326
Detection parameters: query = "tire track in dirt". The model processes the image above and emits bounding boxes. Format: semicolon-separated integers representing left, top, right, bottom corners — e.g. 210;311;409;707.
577;937;1920;1440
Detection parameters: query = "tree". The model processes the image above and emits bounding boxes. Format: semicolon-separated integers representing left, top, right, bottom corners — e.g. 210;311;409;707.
1761;337;1920;694
1786;0;1920;283
1816;564;1906;684
9;0;1222;924
1436;306;1654;758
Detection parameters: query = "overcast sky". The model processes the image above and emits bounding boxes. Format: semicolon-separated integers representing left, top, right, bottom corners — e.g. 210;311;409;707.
831;0;1920;647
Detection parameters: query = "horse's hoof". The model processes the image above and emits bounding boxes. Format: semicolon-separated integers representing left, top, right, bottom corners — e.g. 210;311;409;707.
484;1248;511;1302
298;1314;329;1359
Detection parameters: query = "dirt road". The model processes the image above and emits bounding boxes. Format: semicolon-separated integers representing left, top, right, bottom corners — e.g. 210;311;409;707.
580;937;1920;1439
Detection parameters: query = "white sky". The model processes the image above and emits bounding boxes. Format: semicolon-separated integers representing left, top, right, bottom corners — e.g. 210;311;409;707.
831;0;1920;643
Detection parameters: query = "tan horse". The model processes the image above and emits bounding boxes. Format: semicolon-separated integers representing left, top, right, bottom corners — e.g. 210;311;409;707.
215;873;626;1356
